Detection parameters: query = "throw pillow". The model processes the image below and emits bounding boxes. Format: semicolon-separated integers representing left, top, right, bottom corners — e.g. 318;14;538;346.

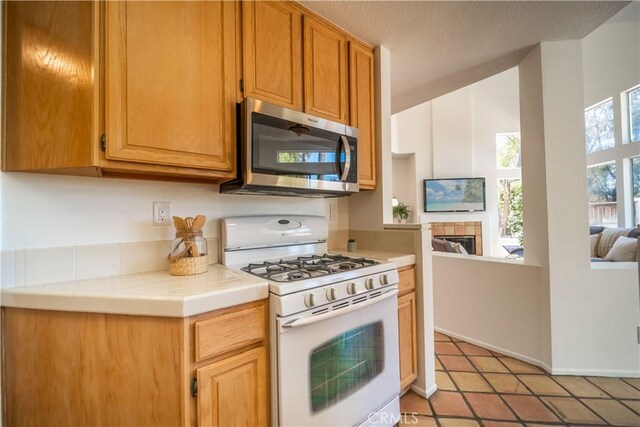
450;243;469;255
590;234;601;258
604;236;638;262
597;227;633;258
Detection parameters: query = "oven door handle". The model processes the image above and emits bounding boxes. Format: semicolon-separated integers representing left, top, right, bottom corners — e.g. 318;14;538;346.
281;288;399;330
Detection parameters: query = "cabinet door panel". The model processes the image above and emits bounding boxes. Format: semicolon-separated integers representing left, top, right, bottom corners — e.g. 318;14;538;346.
349;41;376;189
303;16;348;124
243;1;302;110
197;346;268;427
106;1;235;171
398;292;418;389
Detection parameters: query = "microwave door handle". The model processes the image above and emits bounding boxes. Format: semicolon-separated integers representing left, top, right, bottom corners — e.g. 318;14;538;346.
281;288;398;330
339;135;351;182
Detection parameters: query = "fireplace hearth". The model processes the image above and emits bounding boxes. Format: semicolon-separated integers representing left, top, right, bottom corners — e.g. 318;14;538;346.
430;221;483;255
434;235;476;254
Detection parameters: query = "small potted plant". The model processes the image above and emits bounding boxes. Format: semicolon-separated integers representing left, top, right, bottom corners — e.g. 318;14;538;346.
393;202;412;223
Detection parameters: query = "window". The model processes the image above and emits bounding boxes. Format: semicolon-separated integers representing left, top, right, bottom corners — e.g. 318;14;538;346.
585;99;615;153
633;157;640;225
496;133;521;168
628;87;640;143
498;179;523;240
587;162;617;227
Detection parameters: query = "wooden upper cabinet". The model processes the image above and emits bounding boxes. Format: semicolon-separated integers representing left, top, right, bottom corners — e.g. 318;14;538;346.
349;41;376;189
105;1;236;171
303;16;348;124
243;1;303;110
3;1;98;171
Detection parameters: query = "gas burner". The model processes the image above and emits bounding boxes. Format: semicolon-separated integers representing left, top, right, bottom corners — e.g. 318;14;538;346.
241;254;379;282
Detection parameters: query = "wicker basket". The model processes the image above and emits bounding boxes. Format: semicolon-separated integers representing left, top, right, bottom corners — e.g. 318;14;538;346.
168;254;209;276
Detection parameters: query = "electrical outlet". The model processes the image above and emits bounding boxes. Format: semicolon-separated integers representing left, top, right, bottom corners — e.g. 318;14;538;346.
153;202;171;226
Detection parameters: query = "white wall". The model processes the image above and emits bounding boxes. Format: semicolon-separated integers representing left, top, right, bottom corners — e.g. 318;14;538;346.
0;173;347;250
393;68;521;256
433;254;549;368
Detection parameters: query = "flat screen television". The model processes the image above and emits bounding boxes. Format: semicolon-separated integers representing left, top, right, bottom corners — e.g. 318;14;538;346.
424;178;486;213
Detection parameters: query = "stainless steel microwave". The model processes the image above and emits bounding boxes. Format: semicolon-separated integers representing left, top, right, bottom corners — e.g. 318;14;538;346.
220;98;358;197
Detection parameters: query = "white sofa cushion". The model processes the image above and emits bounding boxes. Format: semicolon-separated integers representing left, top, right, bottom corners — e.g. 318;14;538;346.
597;227;633;258
604;236;638;262
590;234;601;258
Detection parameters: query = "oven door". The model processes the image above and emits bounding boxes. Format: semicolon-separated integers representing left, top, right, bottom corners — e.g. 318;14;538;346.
276;289;400;427
244;98;359;194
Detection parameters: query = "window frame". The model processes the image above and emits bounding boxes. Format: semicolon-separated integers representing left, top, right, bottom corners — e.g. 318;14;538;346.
626;85;640;144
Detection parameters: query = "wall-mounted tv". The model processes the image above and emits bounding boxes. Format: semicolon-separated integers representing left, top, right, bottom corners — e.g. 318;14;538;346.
424;178;486;213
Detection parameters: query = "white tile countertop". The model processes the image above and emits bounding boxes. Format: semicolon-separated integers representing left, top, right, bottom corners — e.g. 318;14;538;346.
328;249;416;268
0;264;268;318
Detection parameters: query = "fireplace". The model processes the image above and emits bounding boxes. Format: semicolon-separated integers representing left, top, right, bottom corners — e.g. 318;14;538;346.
433;235;476;254
430;221;483;255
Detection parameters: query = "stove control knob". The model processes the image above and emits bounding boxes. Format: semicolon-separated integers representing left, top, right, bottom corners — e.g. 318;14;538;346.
326;287;337;301
347;282;357;295
304;292;316;308
379;274;389;286
365;278;374;290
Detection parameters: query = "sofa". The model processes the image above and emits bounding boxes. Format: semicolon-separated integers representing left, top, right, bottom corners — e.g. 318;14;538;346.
589;226;638;262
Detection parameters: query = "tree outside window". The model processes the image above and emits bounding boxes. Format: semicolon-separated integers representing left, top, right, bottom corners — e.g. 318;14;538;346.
498;179;523;244
587;162;617;227
585;99;615;154
496;133;521;168
633;157;640;225
629;87;640;143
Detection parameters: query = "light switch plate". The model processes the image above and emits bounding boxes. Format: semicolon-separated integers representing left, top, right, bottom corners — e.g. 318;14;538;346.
330;204;338;221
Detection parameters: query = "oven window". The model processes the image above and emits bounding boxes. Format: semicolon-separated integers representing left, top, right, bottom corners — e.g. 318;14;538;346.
309;321;384;413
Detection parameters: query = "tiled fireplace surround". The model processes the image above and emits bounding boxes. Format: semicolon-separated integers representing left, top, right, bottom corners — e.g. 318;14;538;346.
430;221;483;255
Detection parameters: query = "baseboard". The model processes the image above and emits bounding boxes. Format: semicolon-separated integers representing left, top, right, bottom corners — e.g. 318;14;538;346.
434;327;553;373
410;383;438;399
551;367;640;378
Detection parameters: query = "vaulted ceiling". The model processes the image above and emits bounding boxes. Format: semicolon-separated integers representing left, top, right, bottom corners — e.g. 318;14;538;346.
301;1;630;113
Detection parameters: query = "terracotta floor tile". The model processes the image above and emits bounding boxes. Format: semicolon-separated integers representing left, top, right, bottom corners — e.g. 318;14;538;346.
401;415;437;426
400;391;432;415
437;371;457;391
586;377;640;399
457;342;493;356
582;398;640;426
430;391;473;417
517;375;569;396
469;356;510;373
540;397;605;425
481;422;523;427
622;399;640;415
435;357;444;371
499;357;542;374
435;331;452;342
502;395;560;422
450;372;493;392
436;342;463;355
483;373;531;394
491;350;506;357
439;356;477;372
465;393;516;420
439;418;481;427
552;376;608;398
622;377;640;390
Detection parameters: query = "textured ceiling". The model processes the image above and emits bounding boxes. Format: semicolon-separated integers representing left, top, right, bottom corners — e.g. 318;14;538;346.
301;1;630;113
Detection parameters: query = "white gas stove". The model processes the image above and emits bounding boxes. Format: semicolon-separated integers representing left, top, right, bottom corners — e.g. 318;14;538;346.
222;215;400;427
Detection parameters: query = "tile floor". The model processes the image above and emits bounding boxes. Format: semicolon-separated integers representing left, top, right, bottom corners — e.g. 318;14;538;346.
400;332;640;426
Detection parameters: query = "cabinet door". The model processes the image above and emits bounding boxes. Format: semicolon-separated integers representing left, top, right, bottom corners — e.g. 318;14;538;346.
398;292;418;389
303;16;348;124
106;1;236;171
243;1;302;110
349;41;376;189
197;346;268;427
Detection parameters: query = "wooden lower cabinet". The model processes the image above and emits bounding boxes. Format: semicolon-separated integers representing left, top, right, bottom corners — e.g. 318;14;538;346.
197;346;268;427
397;266;418;390
1;300;268;426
